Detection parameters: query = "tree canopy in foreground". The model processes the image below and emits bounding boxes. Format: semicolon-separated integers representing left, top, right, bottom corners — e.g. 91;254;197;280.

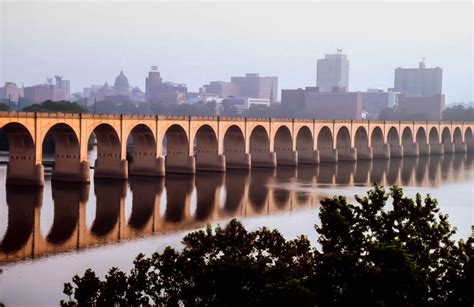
61;186;473;306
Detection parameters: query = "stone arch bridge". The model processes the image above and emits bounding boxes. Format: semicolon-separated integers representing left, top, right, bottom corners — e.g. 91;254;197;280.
0;112;473;186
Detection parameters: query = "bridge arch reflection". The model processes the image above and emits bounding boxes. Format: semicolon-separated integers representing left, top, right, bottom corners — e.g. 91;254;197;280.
0;153;473;264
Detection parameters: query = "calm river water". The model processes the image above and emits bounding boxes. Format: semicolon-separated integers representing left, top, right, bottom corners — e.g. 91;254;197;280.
0;153;473;306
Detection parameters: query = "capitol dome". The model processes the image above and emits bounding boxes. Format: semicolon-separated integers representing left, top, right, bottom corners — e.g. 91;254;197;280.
114;69;130;95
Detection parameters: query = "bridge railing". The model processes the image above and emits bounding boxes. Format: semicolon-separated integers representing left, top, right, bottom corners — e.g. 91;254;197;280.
0;111;473;126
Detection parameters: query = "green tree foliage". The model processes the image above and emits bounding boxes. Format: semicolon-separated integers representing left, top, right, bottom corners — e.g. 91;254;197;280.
442;105;474;122
378;107;430;121
61;186;474;306
0;103;10;111
22;100;87;113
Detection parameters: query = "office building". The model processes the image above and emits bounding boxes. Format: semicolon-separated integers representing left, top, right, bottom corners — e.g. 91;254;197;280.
24;84;54;104
203;81;239;98
398;94;444;121
281;86;361;119
145;66;188;104
317;49;349;92
361;89;399;119
1;82;24;102
203;73;278;103
394;60;442;97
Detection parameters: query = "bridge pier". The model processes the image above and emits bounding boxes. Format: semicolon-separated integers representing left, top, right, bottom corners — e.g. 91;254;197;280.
195;154;226;172
338;148;357;162
6;163;45;186
94;159;128;179
389;144;403;158
468;143;474;153
356;147;373;160
165;155;196;174
429;143;444;155
298;150;319;164
418;144;430;156
402;143;419;157
225;153;251;170
129;156;165;177
319;149;338;163
454;142;467;154
444;143;455;154
52;160;90;183
276;151;298;166
251;152;277;168
372;144;390;159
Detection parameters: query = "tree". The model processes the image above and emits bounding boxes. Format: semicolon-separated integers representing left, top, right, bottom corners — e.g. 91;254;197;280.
22;100;87;113
0;103;9;111
61;186;473;306
443;105;474;122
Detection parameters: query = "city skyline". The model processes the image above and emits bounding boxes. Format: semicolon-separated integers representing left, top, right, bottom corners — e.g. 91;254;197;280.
1;1;472;104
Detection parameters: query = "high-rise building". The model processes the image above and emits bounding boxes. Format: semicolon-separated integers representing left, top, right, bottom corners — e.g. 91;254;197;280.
316;49;349;92
24;84;54;103
203;73;278;103
144;66;188;104
394;60;442;97
1;82;24;102
203;81;239;98
230;73;278;102
361;89;400;119
398;94;444;121
145;66;163;101
53;75;70;101
281;86;361;119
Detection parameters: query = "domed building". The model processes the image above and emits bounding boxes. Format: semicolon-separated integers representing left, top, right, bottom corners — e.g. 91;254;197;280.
114;69;130;95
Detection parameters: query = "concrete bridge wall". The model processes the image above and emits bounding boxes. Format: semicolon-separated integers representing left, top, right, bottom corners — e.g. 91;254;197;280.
0;112;473;186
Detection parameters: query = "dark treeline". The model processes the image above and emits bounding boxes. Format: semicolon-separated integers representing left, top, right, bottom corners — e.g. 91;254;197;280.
1;100;474;122
378;105;474;122
442;105;474;122
60;186;473;306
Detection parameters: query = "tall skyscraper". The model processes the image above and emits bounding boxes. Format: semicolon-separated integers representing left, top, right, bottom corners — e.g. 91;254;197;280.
145;66;163;102
316;49;349;92
394;60;442;97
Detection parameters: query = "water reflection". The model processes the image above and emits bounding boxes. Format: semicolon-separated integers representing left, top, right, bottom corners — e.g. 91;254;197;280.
0;153;473;264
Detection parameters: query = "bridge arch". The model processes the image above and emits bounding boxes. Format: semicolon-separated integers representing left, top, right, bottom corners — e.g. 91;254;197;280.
163;124;192;173
442;127;451;144
89;123;123;179
296;126;314;164
336;127;351;150
416;127;427;144
465;127;473;146
274;126;292;153
453;127;462;143
194;124;223;171
0;122;38;184
371;127;384;146
401;127;414;145
223;125;246;169
249;125;272;167
336;127;356;161
126;124;159;176
274;126;295;165
387;127;399;146
316;126;333;150
354;127;369;148
429;127;439;144
42;123;82;182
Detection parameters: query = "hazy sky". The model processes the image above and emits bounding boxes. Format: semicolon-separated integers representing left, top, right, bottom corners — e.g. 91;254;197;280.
1;1;473;103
